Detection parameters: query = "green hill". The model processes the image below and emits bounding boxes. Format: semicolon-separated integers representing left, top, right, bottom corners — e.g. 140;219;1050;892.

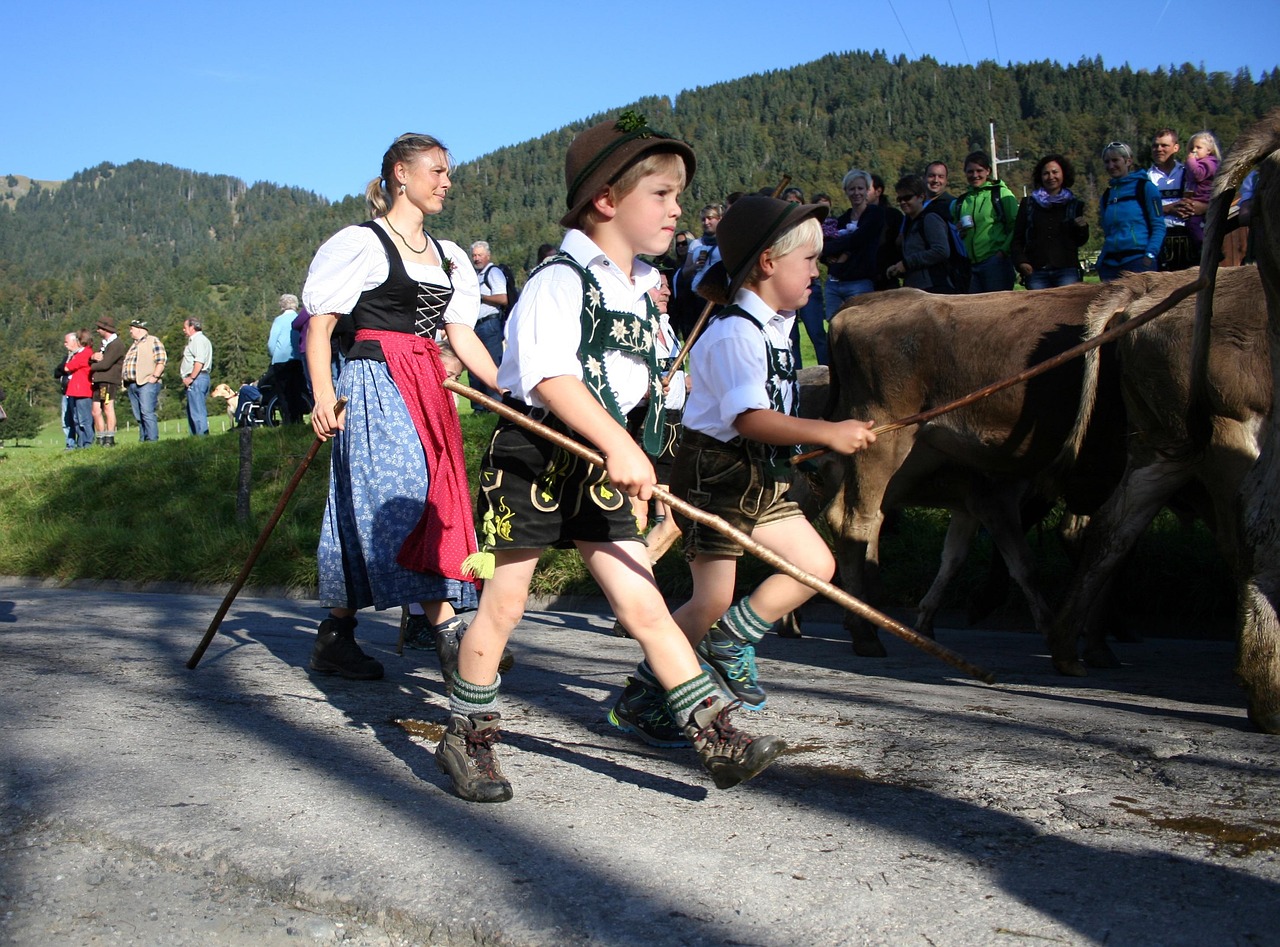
3;50;1278;415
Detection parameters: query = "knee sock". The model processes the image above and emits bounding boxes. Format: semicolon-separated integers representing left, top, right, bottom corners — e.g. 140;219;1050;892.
720;596;771;645
450;674;500;718
665;672;720;724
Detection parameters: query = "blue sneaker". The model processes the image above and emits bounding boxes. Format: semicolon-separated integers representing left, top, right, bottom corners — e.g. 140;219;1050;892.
696;623;767;710
607;677;690;747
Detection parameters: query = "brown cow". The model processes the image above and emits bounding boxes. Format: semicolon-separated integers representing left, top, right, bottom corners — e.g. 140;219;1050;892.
1050;266;1268;680
814;283;1132;654
1187;108;1280;734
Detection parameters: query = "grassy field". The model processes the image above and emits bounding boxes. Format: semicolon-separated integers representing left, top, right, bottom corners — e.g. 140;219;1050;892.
0;355;1235;637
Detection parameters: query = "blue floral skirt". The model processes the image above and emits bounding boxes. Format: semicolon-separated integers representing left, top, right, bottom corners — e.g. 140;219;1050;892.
317;359;478;612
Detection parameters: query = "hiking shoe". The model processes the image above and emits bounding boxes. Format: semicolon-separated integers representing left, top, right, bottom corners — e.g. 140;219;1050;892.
683;697;785;790
435;712;513;803
607;677;689;747
696;623;767;710
401;610;436;651
435;617;513;694
310;616;384;680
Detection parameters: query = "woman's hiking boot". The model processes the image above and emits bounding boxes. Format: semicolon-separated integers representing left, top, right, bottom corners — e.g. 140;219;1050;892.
400;609;436;652
309;616;384;680
435;712;513;803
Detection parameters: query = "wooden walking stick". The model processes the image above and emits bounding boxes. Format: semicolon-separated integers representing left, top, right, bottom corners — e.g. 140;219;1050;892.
443;379;996;685
187;399;346;670
791;277;1205;465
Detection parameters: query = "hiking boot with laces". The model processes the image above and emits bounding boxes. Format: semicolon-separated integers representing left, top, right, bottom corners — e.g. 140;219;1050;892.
683;697;785;790
436;618;514;695
696;622;767;710
435;712;513;803
400;609;436;651
607;677;690;747
310;616;384;680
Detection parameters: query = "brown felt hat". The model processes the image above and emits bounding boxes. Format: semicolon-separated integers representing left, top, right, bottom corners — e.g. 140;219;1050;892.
96;315;116;332
714;195;828;301
560;110;696;228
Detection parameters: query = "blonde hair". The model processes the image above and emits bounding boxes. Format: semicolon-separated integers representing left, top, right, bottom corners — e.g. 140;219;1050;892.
364;133;451;218
577;152;688;228
1189;131;1222;158
743;217;823;289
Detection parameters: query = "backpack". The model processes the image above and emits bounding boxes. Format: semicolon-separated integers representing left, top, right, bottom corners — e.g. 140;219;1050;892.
907;211;970;292
922;199;970;292
481;263;519;322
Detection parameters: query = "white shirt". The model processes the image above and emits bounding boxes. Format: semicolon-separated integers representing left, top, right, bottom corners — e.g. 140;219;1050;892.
302;224;480;326
1148;162;1187;229
498;228;659;414
476;263;508;321
681;288;795;442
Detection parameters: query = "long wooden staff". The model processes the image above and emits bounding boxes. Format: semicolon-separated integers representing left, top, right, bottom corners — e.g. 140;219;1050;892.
187;399;346;670
791;277;1205;465
443;379;996;685
666;175;793;382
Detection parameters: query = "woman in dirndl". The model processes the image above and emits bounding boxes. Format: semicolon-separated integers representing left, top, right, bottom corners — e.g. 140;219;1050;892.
301;133;498;681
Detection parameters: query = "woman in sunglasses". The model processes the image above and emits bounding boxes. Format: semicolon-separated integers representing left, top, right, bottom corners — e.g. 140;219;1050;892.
1096;141;1166;282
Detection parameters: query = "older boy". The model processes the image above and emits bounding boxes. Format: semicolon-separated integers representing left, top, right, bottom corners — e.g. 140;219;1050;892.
435;114;785;803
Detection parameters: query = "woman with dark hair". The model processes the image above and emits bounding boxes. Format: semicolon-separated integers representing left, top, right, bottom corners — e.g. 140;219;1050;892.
1011;154;1090;289
886;175;952;293
1096;141;1166;283
301;133;499;680
821;168;885;318
952;151;1019;292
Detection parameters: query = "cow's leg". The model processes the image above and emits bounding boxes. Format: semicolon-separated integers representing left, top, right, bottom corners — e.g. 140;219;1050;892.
1050;459;1188;676
827;505;888;658
1237;456;1280;734
966;485;1056;642
915;511;981;640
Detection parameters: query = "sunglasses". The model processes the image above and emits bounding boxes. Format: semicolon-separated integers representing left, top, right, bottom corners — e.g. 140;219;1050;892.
675;239;688;246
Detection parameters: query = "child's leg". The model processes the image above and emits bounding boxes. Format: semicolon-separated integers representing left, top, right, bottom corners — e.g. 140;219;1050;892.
738;517;835;623
434;548;539;804
671;555;738;645
578;540;703;688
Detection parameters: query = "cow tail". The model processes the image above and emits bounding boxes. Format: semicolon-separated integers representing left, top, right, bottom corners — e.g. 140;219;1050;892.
1188;109;1280;449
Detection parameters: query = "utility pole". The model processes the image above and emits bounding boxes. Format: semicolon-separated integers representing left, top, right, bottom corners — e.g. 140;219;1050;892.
988;119;1020;181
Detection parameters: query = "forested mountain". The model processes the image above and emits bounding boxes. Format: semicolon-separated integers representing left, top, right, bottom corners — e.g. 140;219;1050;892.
3;50;1278;413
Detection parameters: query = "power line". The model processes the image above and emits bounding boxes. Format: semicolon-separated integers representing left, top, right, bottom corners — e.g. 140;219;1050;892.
886;0;916;58
946;0;972;64
987;0;1001;62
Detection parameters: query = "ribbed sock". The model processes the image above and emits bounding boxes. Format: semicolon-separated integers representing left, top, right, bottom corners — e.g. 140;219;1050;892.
720;596;772;645
450;674;500;717
665;672;719;724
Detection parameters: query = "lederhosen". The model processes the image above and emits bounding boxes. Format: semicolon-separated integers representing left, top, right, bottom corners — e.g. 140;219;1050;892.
474;254;666;551
669;304;802;557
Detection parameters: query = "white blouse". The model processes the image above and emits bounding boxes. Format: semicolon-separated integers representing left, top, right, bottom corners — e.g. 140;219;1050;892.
302;223;481;328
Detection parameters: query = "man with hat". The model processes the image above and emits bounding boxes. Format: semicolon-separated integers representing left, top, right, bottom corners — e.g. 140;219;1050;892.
121;319;167;442
433;111;786;804
90;315;126;446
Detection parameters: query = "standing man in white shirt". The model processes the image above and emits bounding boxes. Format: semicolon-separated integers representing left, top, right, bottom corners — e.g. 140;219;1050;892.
180;318;213;435
469;241;507;411
1148;128;1194;271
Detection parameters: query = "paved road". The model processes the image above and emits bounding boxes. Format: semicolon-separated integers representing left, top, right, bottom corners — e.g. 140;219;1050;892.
2;580;1278;945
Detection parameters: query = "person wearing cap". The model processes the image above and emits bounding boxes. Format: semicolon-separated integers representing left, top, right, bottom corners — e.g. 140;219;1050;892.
89;315;126;446
659;196;876;713
301;133;498;687
122;319;167;441
438;111;786;804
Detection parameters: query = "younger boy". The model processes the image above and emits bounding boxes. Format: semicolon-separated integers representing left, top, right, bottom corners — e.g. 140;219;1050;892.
610;196;876;741
435;114;786;803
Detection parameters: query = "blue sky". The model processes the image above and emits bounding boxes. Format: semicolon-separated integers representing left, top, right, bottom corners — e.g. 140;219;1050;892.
6;0;1278;202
